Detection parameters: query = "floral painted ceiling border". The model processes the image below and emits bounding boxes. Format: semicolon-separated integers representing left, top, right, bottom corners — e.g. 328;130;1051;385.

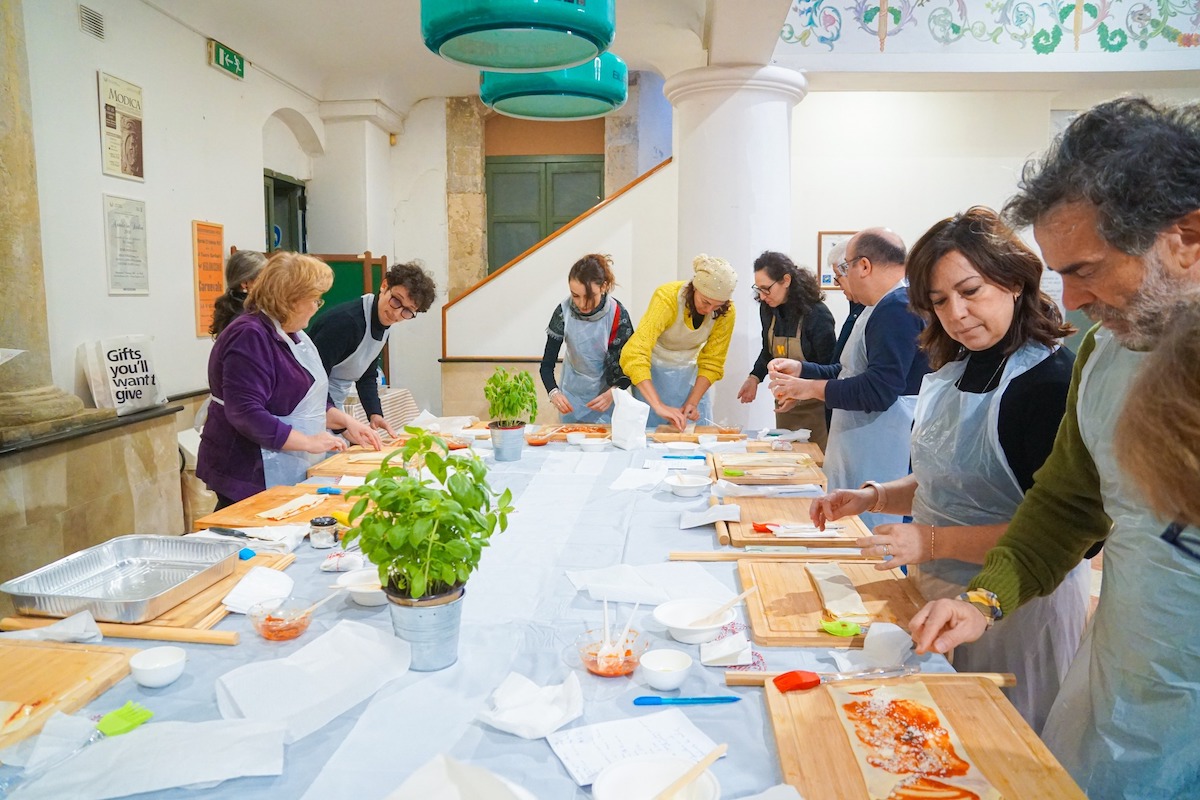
780;1;1200;55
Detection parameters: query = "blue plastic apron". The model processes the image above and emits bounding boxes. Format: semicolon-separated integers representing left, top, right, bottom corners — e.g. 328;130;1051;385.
558;295;618;424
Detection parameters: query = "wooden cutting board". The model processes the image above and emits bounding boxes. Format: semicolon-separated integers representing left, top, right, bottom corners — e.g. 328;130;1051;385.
764;675;1085;799
0;639;137;750
193;484;357;531
737;559;926;647
650;425;744;443
1;553;294;646
715;497;870;549
464;421;612;442
745;440;824;465
307;445;409;478
712;453;826;487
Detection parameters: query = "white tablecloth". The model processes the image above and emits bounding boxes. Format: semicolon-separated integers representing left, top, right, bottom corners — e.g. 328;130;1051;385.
0;443;951;799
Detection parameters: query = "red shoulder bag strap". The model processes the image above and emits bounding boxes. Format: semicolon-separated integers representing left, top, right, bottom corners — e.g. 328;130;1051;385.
607;301;622;347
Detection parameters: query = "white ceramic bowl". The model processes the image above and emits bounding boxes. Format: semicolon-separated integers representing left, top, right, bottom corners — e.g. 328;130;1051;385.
129;645;187;688
664;474;712;498
665;441;700;453
592;755;720;800
337;568;387;607
578;437;610;453
639;649;693;691
653;599;735;644
565;432;588;445
696;433;718;445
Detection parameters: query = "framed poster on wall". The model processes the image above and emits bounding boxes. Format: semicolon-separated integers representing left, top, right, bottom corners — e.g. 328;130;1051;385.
816;231;856;290
98;72;144;181
193;221;225;336
103;194;148;295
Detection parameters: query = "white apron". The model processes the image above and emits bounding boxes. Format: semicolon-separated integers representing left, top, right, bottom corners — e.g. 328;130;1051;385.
558;295;618;424
327;294;390;409
636;285;716;427
1041;328;1200;798
823;284;917;531
909;341;1089;733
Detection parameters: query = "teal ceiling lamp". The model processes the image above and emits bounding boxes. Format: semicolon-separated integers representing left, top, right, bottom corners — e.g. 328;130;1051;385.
480;52;627;121
422;0;616;72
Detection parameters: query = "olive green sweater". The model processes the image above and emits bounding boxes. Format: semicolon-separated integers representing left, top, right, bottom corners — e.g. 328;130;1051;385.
969;326;1112;614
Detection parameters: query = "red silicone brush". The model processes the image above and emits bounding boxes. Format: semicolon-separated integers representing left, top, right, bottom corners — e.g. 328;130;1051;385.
772;664;920;693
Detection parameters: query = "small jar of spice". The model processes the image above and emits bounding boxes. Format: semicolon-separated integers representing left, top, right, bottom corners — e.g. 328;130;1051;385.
309;516;338;549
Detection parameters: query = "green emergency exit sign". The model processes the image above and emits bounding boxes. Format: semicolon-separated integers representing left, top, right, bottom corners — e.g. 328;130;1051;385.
208;40;245;80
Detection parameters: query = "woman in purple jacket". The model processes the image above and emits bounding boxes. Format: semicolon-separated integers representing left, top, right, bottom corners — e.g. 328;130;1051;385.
197;252;380;508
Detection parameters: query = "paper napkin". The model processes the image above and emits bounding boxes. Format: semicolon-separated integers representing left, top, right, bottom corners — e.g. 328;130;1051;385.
700;632;753;666
221;566;295;614
185;524;308;554
679;503;741;529
476;672;583;739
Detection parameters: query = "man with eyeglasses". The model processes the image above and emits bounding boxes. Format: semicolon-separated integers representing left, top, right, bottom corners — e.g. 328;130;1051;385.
768;228;929;531
310;261;436;438
910;97;1200;799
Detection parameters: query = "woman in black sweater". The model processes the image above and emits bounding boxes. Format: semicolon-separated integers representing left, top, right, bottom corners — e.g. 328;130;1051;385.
737;251;835;448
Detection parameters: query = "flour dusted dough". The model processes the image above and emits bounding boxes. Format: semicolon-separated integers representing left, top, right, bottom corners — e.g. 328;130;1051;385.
255;494;326;520
828;682;1001;800
806;563;871;623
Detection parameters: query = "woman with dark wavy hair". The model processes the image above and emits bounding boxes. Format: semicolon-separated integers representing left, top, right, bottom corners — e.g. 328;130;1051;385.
737;251;835;448
810;206;1087;733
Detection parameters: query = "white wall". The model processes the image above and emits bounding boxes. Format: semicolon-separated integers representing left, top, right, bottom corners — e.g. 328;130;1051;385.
443;163;678;358
24;0;322;397
636;72;673;173
387;98;449;412
263;115;312;181
791;91;1054;330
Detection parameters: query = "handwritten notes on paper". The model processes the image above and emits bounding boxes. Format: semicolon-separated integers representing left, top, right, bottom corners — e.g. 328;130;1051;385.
547;708;719;786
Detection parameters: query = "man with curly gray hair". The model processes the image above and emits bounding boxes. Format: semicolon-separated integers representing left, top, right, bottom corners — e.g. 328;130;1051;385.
910;96;1200;799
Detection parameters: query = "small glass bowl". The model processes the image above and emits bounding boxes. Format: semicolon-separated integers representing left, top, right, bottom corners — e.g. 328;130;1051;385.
248;597;313;641
575;628;650;677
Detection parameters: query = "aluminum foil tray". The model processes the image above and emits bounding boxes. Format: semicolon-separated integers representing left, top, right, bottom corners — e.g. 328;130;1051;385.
0;535;241;623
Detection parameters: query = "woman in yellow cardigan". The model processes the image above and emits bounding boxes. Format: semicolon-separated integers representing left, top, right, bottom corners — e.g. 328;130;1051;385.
620;254;737;430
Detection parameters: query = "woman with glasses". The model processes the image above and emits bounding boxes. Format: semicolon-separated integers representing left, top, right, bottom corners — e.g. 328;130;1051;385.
198;252;380;509
620;254;737;431
539;253;634;423
310;261;437;438
809;207;1089;732
737;251;835;448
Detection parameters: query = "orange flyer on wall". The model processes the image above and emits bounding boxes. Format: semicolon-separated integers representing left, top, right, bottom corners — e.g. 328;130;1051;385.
193;221;224;337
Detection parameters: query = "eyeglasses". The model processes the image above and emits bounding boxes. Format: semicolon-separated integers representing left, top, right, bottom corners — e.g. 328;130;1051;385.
387;293;418;320
1161;521;1200;561
834;255;862;278
752;279;780;296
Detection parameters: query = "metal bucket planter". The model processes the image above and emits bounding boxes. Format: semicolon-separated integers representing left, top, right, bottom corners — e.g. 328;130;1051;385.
489;422;525;462
386;586;466;671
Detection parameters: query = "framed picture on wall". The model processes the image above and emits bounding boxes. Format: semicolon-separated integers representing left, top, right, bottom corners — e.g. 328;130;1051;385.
817;230;856;290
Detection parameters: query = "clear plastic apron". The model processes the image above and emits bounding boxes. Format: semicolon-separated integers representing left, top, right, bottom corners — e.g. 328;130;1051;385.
637;285;715;427
823;284;917;531
1041;328;1200;798
258;319;329;488
909;341;1089;733
559;295;617;424
328;294;390;409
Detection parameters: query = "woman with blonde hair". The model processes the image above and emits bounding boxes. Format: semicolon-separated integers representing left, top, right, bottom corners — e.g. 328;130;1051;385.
198;251;380;508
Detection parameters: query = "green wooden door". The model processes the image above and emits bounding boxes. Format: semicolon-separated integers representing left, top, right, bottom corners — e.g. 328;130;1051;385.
486;156;604;273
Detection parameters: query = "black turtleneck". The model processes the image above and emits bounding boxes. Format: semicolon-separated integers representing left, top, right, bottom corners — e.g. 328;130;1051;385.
955;340;1075;492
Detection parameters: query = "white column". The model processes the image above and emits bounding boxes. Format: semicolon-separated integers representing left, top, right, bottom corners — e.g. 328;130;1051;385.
664;66;807;429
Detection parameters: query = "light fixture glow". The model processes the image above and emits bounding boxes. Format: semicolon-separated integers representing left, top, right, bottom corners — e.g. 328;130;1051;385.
421;0;616;73
480;52;627;121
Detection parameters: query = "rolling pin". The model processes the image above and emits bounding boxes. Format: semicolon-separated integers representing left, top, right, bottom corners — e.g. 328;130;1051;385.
724;670;1017;688
0;617;239;646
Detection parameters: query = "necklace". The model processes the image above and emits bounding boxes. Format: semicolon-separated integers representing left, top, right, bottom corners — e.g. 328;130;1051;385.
955;352;1009;392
